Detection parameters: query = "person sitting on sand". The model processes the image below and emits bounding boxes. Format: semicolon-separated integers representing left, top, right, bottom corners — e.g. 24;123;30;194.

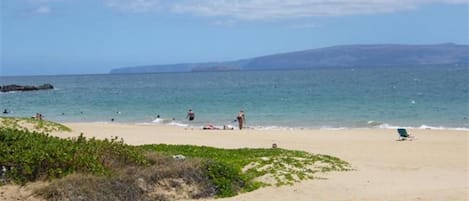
203;123;218;130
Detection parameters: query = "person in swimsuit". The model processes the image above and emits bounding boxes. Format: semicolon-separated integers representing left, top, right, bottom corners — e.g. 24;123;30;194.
237;110;245;130
187;109;195;121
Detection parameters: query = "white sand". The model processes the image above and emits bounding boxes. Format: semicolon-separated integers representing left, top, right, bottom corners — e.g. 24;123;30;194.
52;123;469;201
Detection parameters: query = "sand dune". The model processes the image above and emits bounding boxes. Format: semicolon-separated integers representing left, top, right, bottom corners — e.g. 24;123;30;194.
49;123;468;201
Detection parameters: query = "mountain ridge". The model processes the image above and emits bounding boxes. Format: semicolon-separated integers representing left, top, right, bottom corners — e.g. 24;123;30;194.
110;43;469;74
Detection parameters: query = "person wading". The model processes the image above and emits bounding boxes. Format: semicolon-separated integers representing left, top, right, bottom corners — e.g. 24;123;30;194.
187;109;195;121
237;110;246;130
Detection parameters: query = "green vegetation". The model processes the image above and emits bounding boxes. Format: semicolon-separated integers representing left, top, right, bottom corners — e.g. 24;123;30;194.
142;144;351;195
0;128;219;200
0;117;71;133
37;156;216;201
0;119;351;200
0;128;146;183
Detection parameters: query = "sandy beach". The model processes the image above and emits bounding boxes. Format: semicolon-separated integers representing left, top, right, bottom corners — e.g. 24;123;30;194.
40;123;467;201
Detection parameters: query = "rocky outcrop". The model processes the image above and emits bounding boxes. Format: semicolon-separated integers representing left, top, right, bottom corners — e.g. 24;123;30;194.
0;84;54;92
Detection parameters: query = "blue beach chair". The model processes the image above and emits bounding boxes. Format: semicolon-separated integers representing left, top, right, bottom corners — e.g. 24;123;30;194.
397;128;414;141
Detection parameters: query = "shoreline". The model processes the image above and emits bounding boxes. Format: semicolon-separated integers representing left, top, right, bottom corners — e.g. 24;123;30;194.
47;119;469;131
2;112;468;131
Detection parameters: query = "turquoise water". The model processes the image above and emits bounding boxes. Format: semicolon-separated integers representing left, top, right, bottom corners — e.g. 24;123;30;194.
1;66;468;129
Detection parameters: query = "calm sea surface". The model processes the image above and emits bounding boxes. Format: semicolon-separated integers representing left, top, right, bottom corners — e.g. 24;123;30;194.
1;67;468;130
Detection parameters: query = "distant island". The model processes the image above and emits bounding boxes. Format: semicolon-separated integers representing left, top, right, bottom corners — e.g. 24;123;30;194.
191;66;241;72
110;43;469;74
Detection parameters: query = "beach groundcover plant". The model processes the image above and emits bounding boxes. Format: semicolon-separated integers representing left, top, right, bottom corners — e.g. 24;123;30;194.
0;117;71;133
0;121;351;200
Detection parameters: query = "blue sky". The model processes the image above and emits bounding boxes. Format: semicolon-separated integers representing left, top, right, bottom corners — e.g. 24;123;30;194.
1;0;468;76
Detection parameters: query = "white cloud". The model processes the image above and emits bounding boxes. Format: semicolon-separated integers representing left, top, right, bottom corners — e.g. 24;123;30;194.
104;0;162;12
170;0;469;20
290;22;320;29
35;5;51;14
444;0;469;3
27;0;65;4
27;0;469;19
28;0;54;3
213;19;237;26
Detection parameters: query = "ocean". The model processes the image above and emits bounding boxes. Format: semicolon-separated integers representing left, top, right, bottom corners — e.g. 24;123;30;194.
1;66;468;130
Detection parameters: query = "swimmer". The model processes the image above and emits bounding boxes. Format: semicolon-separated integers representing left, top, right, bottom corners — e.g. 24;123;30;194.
187;109;195;121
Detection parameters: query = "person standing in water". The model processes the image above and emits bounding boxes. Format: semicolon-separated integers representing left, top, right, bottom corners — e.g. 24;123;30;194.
187;109;195;121
237;110;246;130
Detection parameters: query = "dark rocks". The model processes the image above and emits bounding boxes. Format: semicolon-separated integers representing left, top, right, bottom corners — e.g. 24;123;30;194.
36;83;54;90
0;83;54;92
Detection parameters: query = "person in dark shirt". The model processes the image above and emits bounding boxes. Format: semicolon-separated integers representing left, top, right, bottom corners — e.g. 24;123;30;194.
187;109;195;121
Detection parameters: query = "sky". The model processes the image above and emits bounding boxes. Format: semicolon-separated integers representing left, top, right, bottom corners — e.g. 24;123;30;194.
1;0;468;76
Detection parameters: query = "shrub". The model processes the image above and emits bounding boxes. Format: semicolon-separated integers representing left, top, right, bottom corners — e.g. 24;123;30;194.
0;128;146;184
37;156;217;201
204;160;244;197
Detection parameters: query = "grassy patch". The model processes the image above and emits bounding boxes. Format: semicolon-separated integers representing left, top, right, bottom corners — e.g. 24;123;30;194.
141;144;351;193
0;117;71;133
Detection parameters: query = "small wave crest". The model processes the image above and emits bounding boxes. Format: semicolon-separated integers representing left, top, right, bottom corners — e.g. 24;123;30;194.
253;126;295;130
367;120;384;127
0;91;18;94
319;126;347;130
150;118;188;127
167;121;188;127
140;118;469;131
151;118;164;123
377;123;469;131
355;120;469;131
